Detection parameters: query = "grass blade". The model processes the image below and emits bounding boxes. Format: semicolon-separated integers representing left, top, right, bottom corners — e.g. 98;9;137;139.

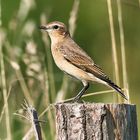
107;0;120;102
0;34;12;140
117;0;130;103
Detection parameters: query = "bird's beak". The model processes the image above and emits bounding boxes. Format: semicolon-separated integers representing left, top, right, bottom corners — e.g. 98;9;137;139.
39;25;48;30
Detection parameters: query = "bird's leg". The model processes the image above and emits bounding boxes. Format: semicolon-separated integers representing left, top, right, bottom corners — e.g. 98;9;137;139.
73;82;89;102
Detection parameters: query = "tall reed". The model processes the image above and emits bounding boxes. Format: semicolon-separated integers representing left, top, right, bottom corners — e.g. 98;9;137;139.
107;0;120;102
0;24;12;140
117;0;130;103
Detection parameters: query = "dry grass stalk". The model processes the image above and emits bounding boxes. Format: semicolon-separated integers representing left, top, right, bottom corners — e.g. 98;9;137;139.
19;100;42;140
107;0;120;102
55;76;69;102
40;13;56;139
16;70;34;104
0;25;12;140
58;89;121;103
0;84;12;123
68;0;80;37
4;41;34;105
22;103;55;140
22;128;34;140
117;0;130;103
41;13;56;103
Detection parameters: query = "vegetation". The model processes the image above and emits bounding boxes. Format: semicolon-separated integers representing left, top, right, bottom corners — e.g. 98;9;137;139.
1;0;140;139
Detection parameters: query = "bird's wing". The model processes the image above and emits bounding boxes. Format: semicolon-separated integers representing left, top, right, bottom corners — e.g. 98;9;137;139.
59;44;110;83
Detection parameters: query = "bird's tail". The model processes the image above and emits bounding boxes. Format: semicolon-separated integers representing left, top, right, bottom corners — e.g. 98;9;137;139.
108;82;128;100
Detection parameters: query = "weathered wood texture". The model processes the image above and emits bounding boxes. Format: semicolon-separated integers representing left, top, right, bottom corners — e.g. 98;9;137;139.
55;103;137;140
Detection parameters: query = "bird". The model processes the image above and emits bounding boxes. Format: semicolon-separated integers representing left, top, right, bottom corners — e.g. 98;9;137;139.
39;21;128;102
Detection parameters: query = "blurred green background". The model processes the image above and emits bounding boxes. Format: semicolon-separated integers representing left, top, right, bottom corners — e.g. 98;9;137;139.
1;0;140;139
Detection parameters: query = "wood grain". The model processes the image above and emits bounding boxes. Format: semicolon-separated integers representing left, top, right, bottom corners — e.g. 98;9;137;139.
55;103;137;140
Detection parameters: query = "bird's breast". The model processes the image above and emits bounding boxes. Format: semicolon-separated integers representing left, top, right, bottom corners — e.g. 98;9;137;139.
51;45;73;74
51;45;65;70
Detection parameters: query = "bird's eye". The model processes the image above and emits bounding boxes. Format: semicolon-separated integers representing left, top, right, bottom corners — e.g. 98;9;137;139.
53;25;59;29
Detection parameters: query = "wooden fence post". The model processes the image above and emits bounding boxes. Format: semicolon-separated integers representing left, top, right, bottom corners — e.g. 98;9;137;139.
55;103;138;140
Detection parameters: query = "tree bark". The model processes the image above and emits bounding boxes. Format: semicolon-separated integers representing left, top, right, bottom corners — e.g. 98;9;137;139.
55;103;138;140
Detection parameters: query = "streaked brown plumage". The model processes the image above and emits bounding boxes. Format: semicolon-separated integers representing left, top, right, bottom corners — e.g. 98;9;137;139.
40;21;127;101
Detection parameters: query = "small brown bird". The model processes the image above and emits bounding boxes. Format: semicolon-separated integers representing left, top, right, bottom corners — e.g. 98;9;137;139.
40;21;127;101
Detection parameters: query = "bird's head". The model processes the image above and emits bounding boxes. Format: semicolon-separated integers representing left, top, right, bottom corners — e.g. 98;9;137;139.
39;21;70;41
